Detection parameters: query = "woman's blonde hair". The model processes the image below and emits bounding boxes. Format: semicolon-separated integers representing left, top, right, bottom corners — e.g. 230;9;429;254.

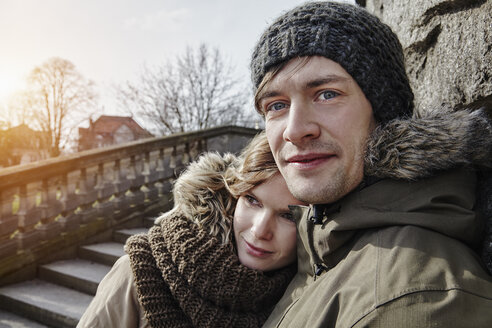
225;131;279;198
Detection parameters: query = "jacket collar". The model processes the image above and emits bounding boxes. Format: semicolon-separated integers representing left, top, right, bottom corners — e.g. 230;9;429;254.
293;168;479;276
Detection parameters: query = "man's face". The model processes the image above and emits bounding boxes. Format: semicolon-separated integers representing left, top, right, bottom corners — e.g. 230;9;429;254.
257;56;376;204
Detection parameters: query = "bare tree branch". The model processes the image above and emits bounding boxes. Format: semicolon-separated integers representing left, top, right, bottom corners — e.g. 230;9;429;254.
10;57;98;156
116;44;256;135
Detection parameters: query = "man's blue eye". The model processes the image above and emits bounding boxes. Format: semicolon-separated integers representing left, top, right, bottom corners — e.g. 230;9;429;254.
319;90;339;100
268;102;286;111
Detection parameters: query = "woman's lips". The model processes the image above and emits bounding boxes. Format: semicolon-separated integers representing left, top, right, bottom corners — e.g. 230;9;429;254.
244;240;272;258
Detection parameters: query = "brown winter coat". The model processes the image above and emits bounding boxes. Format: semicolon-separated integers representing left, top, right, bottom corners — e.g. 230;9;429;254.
263;109;492;328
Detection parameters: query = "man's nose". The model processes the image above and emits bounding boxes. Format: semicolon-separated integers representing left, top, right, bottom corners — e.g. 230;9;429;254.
251;212;273;241
283;101;320;143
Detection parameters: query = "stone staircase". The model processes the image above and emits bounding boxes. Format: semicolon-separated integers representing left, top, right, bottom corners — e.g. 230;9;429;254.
0;220;154;328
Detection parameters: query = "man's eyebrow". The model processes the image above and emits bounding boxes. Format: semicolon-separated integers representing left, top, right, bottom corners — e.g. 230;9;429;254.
305;75;350;89
256;74;350;107
258;75;349;99
257;91;282;103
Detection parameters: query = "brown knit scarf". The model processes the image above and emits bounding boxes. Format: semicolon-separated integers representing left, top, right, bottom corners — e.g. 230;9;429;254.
125;214;296;328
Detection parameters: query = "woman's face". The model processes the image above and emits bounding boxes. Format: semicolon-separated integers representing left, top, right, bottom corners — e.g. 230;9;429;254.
234;173;306;271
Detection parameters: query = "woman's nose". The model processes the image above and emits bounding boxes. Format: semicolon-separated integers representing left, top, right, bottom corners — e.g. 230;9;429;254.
251;213;273;240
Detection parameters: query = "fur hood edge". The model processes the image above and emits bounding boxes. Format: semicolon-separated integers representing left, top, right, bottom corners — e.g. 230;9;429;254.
154;152;238;242
365;108;492;181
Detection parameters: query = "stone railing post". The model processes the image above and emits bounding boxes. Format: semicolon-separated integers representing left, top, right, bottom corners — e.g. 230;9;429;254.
56;173;80;232
36;178;62;240
111;159;127;215
76;167;97;224
0;191;17;257
14;184;41;251
93;162;114;219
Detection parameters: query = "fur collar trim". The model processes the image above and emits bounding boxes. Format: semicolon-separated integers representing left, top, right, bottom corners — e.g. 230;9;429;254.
367;107;492;274
155;152;237;244
365;108;491;180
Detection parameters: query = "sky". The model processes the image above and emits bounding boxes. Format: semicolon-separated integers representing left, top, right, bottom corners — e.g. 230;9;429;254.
0;0;353;125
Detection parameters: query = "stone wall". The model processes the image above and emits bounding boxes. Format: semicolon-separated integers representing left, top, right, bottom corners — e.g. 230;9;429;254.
357;0;491;113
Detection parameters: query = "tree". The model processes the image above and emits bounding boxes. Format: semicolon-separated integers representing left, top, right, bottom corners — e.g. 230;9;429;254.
0;90;35;128
118;44;256;135
18;57;97;157
0;123;13;167
0;98;24;166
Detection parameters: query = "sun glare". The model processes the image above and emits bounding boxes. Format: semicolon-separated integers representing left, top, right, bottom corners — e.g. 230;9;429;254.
0;75;24;102
0;72;28;127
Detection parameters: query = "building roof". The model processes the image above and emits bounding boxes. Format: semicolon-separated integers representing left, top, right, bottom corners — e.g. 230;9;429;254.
83;115;153;138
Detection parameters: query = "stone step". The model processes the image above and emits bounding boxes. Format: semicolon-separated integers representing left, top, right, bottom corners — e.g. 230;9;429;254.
39;259;111;295
0;279;92;328
0;224;151;327
0;308;50;327
113;227;149;244
78;242;125;266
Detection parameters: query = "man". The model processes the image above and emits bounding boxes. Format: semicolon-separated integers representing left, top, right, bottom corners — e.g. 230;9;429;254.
250;1;492;327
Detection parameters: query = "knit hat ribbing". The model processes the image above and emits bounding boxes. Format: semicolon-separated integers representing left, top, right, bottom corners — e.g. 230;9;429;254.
250;1;414;123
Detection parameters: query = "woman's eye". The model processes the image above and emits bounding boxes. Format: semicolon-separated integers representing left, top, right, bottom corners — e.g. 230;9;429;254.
245;195;259;206
318;90;339;100
266;102;287;112
280;212;295;222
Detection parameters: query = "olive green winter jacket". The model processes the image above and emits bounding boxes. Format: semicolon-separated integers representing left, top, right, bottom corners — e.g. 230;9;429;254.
264;169;492;327
264;110;492;328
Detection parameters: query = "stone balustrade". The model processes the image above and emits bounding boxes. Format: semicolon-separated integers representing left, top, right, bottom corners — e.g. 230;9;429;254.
0;125;258;282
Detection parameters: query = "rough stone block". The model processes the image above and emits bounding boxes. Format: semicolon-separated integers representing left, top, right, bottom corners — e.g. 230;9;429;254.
360;0;491;112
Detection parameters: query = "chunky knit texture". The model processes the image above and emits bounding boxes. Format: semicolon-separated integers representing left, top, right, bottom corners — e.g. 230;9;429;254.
250;1;414;124
125;214;296;328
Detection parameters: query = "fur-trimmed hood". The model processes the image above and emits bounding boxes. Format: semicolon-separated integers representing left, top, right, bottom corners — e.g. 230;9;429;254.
155;152;239;244
365;107;491;180
365;107;492;274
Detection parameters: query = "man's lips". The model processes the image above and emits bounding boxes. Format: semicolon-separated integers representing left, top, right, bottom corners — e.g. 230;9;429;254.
285;153;336;167
244;240;272;258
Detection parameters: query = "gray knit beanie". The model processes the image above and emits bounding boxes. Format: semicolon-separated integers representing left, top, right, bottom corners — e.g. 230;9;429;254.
250;1;414;123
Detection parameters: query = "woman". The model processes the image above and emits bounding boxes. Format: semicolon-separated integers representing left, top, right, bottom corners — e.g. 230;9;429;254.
77;132;305;328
